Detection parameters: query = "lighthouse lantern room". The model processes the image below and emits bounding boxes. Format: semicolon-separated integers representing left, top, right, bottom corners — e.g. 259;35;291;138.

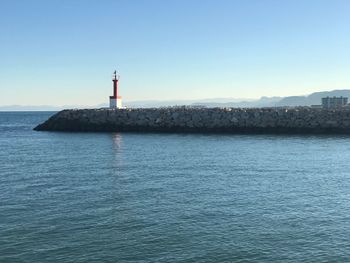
109;70;122;108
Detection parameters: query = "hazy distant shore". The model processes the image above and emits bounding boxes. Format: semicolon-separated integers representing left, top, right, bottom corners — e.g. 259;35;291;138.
4;89;350;111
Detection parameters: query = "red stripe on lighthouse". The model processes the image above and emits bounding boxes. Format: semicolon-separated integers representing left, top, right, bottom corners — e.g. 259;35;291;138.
113;79;118;98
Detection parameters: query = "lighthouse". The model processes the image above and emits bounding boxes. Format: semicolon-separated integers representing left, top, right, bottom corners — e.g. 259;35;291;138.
109;70;122;108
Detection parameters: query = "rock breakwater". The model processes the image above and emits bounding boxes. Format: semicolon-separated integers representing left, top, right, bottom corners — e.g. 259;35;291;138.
34;107;350;134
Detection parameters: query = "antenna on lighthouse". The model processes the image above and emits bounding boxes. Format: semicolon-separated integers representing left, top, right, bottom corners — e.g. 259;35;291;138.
112;70;120;80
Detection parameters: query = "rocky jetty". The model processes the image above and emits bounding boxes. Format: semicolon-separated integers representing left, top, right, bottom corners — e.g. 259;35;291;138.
34;107;350;134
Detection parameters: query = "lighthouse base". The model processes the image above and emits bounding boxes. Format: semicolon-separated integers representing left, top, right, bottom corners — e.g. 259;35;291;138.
109;97;122;109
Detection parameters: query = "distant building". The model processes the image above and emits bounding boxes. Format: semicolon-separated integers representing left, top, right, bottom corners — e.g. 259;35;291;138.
321;96;348;109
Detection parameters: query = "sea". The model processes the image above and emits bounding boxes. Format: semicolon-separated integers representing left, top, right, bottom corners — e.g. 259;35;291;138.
1;111;350;262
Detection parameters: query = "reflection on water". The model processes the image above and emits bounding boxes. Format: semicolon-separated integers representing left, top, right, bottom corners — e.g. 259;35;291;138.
112;133;123;169
112;133;123;151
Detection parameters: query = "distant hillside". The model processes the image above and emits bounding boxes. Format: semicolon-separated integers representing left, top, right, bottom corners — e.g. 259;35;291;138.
191;96;282;108
190;90;350;108
276;90;350;107
0;104;108;111
124;98;251;108
0;105;63;111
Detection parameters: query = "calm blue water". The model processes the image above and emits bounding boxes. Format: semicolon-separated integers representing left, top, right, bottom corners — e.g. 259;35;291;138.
1;112;350;262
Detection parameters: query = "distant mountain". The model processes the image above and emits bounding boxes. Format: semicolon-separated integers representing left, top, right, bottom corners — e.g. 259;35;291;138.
123;98;252;108
0;105;64;111
0;104;109;111
276;90;350;107
2;90;350;110
125;90;350;108
192;90;350;108
191;96;282;108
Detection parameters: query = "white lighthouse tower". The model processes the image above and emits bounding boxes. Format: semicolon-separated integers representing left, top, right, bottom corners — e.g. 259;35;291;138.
109;70;122;108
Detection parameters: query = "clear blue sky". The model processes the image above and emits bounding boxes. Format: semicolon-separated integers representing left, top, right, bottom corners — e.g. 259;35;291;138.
1;0;350;106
